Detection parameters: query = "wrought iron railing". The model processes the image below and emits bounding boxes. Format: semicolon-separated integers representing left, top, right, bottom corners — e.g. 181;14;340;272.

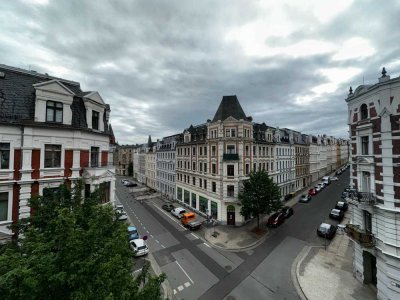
357;192;377;205
223;153;239;161
345;224;375;248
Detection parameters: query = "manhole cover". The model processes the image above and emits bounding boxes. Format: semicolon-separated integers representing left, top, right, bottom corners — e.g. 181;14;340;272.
225;265;232;271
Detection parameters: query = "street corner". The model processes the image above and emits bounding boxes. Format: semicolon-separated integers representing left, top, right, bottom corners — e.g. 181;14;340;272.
203;224;270;251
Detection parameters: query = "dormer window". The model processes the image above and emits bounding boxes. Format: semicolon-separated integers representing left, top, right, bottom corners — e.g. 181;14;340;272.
46;101;63;123
360;104;368;120
92;111;99;130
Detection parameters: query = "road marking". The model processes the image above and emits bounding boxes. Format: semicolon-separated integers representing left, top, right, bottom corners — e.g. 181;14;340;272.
184;282;191;288
191;233;199;239
146;230;149;234
204;243;211;248
161;244;166;248
150;234;154;238
155;240;160;243
176;261;194;284
173;289;177;295
177;285;184;292
143;226;146;230
133;268;142;273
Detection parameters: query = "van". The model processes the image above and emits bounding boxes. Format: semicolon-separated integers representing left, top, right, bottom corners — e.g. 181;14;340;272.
181;212;196;225
322;176;331;185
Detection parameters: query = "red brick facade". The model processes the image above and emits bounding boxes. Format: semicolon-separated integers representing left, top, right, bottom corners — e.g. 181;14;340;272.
13;149;21;180
31;149;40;179
101;151;108;166
64;150;73;177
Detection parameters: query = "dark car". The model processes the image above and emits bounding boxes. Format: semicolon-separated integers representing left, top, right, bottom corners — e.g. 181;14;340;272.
187;220;202;231
335;169;342;175
308;188;317;196
329;209;345;221
267;212;285;227
162;204;175;212
341;191;350;199
317;223;337;239
125;181;137;187
335;201;348;212
299;194;311;203
280;206;294;219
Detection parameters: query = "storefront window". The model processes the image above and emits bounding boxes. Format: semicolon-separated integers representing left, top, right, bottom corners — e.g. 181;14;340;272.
184;190;190;204
199;196;208;213
177;187;182;200
211;201;218;220
191;193;197;209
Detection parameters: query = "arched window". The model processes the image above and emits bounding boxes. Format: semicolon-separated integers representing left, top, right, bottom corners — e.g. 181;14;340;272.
360;104;368;120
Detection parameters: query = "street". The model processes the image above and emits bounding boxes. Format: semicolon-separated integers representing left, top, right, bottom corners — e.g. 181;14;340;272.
116;170;350;300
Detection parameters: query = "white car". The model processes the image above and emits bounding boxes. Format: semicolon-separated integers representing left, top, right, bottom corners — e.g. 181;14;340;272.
130;239;149;257
171;207;186;219
121;179;128;184
314;186;322;192
115;204;124;212
330;176;339;181
318;182;326;189
117;211;128;221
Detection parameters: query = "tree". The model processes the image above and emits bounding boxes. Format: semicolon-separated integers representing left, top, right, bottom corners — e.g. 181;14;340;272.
239;170;282;229
0;180;165;300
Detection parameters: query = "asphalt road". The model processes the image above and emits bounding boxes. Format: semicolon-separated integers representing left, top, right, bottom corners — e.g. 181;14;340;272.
116;169;349;300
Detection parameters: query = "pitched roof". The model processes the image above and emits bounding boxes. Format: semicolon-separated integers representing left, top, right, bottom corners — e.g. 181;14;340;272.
0;64;110;135
212;95;248;122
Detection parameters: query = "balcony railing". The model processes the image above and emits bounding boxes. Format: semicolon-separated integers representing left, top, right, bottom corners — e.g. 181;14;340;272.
223;153;239;161
345;224;375;248
357;192;376;205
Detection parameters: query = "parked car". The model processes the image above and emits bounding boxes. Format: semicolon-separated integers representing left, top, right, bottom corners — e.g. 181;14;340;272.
280;206;294;218
317;223;337;239
124;181;137;187
130;239;149;257
128;226;139;241
329;208;345;221
317;182;326;189
314;186;322;193
330;176;338;181
341;191;350;199
121;179;128;184
284;192;296;201
308;188;317;196
335;201;348;212
117;211;128;221
322;176;331;185
267;212;285;227
115;204;124;212
299;194;311;203
171;207;186;219
162;204;175;212
335;169;342;175
186;220;202;231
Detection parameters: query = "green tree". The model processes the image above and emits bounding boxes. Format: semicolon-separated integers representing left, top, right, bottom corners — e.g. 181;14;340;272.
239;170;282;229
0;181;165;300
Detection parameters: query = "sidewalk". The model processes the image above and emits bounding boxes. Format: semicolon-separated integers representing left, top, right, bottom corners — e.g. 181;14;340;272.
294;208;377;300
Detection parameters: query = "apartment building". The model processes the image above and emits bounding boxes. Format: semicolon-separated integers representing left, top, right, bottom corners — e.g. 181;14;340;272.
114;144;136;176
0;65;115;241
294;131;311;190
156;134;181;200
346;68;400;299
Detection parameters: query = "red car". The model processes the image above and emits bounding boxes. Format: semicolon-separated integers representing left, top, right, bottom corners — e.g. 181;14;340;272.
267;212;285;227
308;188;317;196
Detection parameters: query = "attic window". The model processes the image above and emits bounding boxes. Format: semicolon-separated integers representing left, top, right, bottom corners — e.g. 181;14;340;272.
0;71;5;78
46;101;63;123
92;111;99;130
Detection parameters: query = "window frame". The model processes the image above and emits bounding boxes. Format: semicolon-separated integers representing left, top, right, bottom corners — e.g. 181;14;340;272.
0;143;10;169
360;104;369;120
0;192;9;222
227;165;234;177
90;146;100;167
44;144;62;168
92;110;100;130
46;100;63;123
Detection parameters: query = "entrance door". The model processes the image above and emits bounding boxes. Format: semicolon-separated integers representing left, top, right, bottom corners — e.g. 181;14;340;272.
227;205;235;225
363;251;377;286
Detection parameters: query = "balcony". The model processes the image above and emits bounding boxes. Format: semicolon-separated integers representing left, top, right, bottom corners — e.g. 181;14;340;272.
346;192;376;207
223;153;239;161
345;224;375;248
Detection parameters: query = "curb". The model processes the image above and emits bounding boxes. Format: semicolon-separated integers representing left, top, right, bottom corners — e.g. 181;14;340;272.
203;227;271;252
148;253;175;300
291;245;311;300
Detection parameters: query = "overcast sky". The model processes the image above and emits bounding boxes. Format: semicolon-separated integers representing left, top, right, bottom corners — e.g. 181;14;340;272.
2;0;400;144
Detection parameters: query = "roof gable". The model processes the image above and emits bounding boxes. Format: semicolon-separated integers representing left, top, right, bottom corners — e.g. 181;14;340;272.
84;91;105;105
33;79;75;95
